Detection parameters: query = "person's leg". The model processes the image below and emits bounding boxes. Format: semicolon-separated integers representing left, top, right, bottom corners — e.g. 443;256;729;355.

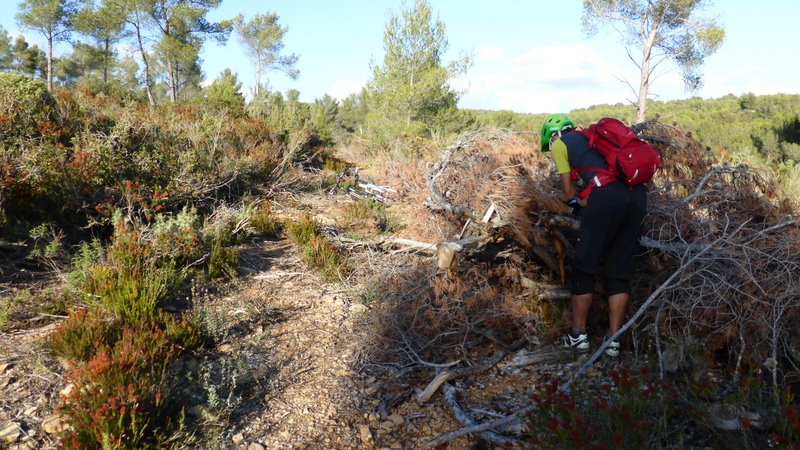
603;185;646;330
571;293;593;333
607;292;629;335
556;271;594;352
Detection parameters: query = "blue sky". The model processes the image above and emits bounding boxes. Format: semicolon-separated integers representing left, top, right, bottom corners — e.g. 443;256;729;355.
2;0;799;113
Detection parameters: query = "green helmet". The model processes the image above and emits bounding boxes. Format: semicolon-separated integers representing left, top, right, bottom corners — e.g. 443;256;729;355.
540;113;575;152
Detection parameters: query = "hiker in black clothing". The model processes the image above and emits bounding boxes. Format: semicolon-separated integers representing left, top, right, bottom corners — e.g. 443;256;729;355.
540;114;647;357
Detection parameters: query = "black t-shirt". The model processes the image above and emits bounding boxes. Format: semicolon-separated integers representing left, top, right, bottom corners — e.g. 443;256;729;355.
560;132;608;184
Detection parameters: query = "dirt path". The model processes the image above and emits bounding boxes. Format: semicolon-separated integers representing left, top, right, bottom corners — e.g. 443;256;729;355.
0;193;486;449
218;236;369;449
207;231;474;449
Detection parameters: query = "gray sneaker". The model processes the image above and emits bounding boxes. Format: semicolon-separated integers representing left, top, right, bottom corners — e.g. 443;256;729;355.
554;331;590;353
603;336;620;358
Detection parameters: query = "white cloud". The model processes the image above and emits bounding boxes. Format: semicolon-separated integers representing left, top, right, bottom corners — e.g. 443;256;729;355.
454;42;765;113
456;43;642;113
329;77;365;100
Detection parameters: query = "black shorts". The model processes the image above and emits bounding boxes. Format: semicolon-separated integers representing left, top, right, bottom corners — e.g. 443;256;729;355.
572;182;647;284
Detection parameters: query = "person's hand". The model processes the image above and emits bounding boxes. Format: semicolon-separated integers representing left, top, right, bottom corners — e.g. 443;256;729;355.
565;197;583;216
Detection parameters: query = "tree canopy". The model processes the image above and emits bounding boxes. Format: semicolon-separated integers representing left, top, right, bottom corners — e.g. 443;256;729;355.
364;0;471;149
582;0;725;123
234;12;299;97
16;0;79;91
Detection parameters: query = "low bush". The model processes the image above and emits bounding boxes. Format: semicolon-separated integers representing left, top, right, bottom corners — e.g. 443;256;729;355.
48;308;119;364
0;297;10;331
151;206;204;264
285;214;318;244
249;201;281;237
0;73;56;140
339;198;400;236
526;366;680;449
163;314;208;353
100;263;183;327
207;237;239;280
287;215;348;282
58;325;179;449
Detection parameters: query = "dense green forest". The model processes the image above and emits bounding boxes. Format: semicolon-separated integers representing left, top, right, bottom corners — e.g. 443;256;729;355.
472;93;800;166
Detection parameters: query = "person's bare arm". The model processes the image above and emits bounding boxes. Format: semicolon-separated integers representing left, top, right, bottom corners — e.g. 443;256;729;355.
560;172;588;207
560;172;575;200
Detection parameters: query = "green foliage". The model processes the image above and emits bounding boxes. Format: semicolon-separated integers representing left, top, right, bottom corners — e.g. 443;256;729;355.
10;36;46;78
27;222;63;260
204;68;245;115
70;0;127;87
0;26;13;70
58;325;179;449
49;308;119;364
779;163;800;209
286;215;348;282
147;0;231;102
247;89;306;135
151;206;204;264
16;0;80;89
0;297;10;331
202;357;245;415
364;0;471;149
0;72;56;138
234;12;299;93
285;214;319;245
162;314;207;353
581;0;725;122
249;201;281;237
207;237;239;280
99;264;177;327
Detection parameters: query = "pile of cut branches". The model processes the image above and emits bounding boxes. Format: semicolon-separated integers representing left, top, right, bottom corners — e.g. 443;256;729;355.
359;119;800;404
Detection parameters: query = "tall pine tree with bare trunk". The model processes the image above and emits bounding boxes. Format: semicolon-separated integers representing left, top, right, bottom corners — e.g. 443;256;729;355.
582;0;724;123
16;0;79;91
234;13;298;97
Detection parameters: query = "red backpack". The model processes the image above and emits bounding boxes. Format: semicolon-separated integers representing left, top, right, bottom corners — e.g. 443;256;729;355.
573;117;661;199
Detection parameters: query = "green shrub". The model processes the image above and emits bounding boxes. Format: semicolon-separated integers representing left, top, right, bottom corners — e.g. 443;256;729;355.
163;314;208;353
0;73;56;139
106;212;152;275
285;214;318;244
207;237;238;280
28;223;63;260
322;154;349;173
287;215;348;282
249;201;281;237
152;206;204;263
303;234;347;282
58;325;179;449
48;308;119;364
98;263;183;327
779;162;800;209
67;239;105;290
203;205;246;248
0;297;10;331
